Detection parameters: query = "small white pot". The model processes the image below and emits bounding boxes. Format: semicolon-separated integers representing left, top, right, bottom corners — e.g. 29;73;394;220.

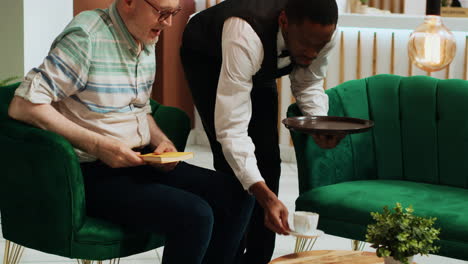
384;256;414;264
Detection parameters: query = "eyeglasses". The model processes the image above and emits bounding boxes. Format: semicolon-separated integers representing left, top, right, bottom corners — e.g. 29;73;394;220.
143;0;182;22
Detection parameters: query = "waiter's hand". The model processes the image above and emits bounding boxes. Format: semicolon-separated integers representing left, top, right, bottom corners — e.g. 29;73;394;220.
249;182;290;235
311;133;345;149
149;140;179;172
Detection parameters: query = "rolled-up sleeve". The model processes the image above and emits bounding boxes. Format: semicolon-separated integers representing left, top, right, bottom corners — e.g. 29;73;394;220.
290;31;337;116
15;28;92;104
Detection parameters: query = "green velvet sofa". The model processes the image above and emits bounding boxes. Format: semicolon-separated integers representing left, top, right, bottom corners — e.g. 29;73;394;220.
0;82;191;261
287;74;468;260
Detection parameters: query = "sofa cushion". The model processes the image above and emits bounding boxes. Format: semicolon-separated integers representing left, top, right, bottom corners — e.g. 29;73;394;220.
296;180;468;244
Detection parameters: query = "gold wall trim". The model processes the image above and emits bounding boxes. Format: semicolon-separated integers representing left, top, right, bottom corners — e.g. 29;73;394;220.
340;31;345;83
465;37;468;80
390;32;395;75
357;31;361;79
372;32;377;76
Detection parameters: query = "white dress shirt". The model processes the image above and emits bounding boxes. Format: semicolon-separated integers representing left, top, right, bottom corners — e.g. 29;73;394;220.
215;17;337;190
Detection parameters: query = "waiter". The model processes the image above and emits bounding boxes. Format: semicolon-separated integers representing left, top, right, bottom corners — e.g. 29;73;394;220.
180;0;341;263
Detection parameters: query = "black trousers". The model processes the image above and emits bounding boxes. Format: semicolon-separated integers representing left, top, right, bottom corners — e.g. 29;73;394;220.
181;48;282;264
81;161;254;264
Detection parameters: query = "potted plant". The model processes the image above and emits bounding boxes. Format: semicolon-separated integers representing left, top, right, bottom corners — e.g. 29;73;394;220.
366;203;441;264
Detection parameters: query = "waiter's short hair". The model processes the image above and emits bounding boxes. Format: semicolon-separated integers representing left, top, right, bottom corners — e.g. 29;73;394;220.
285;0;338;25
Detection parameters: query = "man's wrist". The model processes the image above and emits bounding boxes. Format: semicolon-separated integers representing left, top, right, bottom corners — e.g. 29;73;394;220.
249;181;277;208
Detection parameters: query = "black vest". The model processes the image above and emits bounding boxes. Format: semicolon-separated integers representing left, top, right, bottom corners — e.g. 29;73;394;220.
182;0;293;86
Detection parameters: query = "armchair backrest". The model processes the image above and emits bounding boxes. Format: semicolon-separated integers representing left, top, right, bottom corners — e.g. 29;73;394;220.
288;74;468;194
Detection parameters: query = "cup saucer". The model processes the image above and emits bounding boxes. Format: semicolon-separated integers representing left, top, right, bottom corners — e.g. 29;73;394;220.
289;229;324;238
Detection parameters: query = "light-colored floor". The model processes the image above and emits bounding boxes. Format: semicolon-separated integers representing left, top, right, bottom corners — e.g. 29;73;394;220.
0;144;466;263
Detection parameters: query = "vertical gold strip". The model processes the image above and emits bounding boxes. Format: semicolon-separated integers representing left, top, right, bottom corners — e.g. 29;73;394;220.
372;32;377;76
290;95;295;146
206;0;211;9
324;77;328;90
4;240;10;264
390;32;395;75
408;57;413;76
277;78;282;132
427;71;432;76
340;31;345;83
446;66;450;79
465;37;468;80
357;31;361;79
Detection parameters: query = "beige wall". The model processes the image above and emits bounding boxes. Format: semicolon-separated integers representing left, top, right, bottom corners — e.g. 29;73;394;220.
0;0;24;80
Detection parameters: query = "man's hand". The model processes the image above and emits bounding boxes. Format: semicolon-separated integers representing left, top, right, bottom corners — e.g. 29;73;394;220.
249;182;290;235
311;133;345;149
149;140;179;172
93;138;145;168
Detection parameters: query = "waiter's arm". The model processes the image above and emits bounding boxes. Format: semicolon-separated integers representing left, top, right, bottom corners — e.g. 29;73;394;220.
215;17;290;235
290;31;344;148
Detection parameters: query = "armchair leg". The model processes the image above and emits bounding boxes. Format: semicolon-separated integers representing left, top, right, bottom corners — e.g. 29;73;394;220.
155;248;162;263
3;240;24;264
294;237;319;253
77;259;120;264
351;240;366;251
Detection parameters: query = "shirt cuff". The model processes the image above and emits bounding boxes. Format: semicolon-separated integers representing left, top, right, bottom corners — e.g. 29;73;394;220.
14;73;54;104
239;168;265;191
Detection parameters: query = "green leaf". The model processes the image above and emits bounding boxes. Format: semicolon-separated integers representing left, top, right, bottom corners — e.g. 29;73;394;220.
366;203;440;259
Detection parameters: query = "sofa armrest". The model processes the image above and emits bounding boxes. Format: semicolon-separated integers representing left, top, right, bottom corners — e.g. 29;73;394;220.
0;119;86;249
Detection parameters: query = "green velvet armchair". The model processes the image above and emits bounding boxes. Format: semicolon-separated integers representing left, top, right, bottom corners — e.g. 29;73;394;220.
287;74;468;260
0;82;191;263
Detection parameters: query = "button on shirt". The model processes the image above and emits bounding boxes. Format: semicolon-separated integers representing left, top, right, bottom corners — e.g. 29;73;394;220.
215;17;337;190
15;3;156;162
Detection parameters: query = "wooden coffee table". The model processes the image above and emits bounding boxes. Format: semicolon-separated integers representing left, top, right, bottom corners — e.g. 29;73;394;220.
269;250;383;264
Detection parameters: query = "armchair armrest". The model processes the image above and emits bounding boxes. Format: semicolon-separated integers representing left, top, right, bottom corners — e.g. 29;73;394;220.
151;100;191;151
0;119;85;254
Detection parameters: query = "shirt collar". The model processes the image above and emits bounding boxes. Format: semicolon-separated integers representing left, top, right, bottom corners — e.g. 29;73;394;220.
109;3;152;56
277;27;338;56
277;26;286;56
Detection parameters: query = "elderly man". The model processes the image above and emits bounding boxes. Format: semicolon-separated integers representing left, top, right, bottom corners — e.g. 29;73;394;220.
180;0;341;263
8;0;253;263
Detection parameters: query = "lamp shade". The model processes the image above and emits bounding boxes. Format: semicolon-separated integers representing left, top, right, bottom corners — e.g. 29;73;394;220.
408;15;456;72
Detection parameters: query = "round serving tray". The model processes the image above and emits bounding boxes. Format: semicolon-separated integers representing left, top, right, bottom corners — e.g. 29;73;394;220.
282;116;374;135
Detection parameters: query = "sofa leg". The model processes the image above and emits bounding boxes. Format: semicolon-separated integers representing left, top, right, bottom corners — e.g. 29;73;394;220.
155;248;162;263
3;240;24;264
108;259;120;264
351;240;365;251
294;236;319;253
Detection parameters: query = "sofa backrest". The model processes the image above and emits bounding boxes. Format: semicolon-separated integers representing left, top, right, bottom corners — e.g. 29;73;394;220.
289;74;468;193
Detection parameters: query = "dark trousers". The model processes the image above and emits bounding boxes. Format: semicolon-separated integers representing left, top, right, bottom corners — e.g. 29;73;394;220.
81;161;254;264
180;48;282;264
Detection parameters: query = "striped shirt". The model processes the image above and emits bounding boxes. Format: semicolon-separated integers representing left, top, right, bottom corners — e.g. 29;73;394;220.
15;3;156;162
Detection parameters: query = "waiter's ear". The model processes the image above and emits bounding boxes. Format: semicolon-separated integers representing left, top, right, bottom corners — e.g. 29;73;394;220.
279;10;288;30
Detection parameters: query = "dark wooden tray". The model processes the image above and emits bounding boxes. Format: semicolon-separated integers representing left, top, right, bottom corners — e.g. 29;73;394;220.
282;116;374;135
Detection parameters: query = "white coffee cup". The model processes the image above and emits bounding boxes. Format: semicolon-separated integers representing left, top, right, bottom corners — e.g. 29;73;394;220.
293;211;319;235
